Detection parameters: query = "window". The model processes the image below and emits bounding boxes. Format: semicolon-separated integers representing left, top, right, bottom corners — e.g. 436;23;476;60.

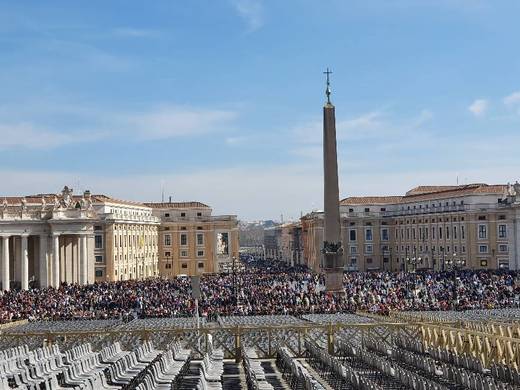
165;213;170;217
180;234;187;246
498;224;507;239
180;250;188;257
499;215;506;220
349;208;354;213
95;269;103;277
453;226;457;239
181;212;186;217
432;227;435;239
479;245;488;253
95;235;103;249
95;255;103;263
350;246;357;254
94;226;102;231
350;258;357;265
381;228;389;241
349;229;357;241
478;225;487;239
364;208;370;213
412;228;416;240
164;251;171;257
499;244;508;253
480;260;488;267
197;226;203;230
197;250;204;257
462;246;466;253
198;262;204;268
364;244;373;254
181;263;188;269
196;233;204;246
365;229;373;241
197;212;202;217
439;227;442;239
461;226;465;239
478;215;486;220
181;226;187;230
164;234;172;246
446;226;450;239
366;258;373;264
380;207;386;212
165;263;172;269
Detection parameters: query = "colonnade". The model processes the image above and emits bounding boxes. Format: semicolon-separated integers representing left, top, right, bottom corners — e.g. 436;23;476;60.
0;233;92;291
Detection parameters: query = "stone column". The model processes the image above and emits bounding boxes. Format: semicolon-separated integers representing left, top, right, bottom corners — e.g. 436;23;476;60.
39;235;48;288
2;236;10;292
79;235;87;285
52;234;60;288
21;235;29;290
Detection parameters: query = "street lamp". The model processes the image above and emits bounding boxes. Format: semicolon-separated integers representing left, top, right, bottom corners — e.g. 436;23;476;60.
444;252;465;308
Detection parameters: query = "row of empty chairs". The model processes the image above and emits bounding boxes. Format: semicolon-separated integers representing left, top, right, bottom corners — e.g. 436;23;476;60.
302;313;375;325
276;347;325;390
363;336;516;390
305;340;382;390
242;347;274;390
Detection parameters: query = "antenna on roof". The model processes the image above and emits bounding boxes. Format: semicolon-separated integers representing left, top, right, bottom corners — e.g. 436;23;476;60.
161;180;165;203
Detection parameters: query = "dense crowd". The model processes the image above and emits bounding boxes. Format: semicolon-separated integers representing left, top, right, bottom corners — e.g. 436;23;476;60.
0;259;519;323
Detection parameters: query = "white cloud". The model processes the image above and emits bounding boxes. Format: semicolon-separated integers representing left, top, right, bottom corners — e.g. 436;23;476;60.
0;104;239;149
504;91;520;114
0;123;101;150
468;99;488;117
113;27;160;38
231;0;264;32
126;106;237;140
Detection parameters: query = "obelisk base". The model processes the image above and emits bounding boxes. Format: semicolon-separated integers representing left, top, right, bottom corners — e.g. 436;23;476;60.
324;268;344;294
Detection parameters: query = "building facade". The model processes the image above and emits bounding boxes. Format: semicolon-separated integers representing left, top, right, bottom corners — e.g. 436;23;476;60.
145;201;239;277
263;222;303;266
0;186;238;290
302;183;520;272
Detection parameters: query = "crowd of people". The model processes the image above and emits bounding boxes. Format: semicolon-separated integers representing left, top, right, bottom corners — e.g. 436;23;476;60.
0;259;519;323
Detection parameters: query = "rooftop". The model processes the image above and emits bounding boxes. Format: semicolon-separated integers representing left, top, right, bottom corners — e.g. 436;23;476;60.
144;201;211;209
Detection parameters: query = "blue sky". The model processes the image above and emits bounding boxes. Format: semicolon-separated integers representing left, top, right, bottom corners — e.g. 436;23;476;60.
1;0;519;221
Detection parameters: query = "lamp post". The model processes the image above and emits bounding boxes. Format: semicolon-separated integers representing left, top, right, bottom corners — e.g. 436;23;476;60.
444;252;465;308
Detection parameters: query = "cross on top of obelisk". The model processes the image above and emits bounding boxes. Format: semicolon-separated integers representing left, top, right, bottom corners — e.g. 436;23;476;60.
323;68;332;104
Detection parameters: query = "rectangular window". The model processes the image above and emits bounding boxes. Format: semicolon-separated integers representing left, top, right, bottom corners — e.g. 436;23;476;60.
498;224;507;239
95;255;103;263
461;226;465;239
446;226;450;239
165;213;170;217
164;234;172;246
479;245;488;253
94;225;102;231
349;229;356;241
350;258;357;265
365;229;373;241
181;263;188;269
432;227;435;239
462;246;466;253
165;263;172;269
95;269;103;277
197;250;204;257
499;244;508;252
95;235;103;249
198;262;204;268
180;233;188;246
164;251;171;257
439;227;442;239
196;233;204;246
350;246;357;254
181;212;186;217
453;226;457;239
197;212;202;217
180;250;188;257
381;228;389;241
364;244;373;254
412;228;416;240
478;225;487;239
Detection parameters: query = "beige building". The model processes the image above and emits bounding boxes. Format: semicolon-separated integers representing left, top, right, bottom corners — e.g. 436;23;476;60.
302;183;520;272
145;201;239;277
0;186;238;290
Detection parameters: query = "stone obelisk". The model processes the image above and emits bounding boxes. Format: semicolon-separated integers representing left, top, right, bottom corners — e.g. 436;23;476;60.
321;68;344;293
